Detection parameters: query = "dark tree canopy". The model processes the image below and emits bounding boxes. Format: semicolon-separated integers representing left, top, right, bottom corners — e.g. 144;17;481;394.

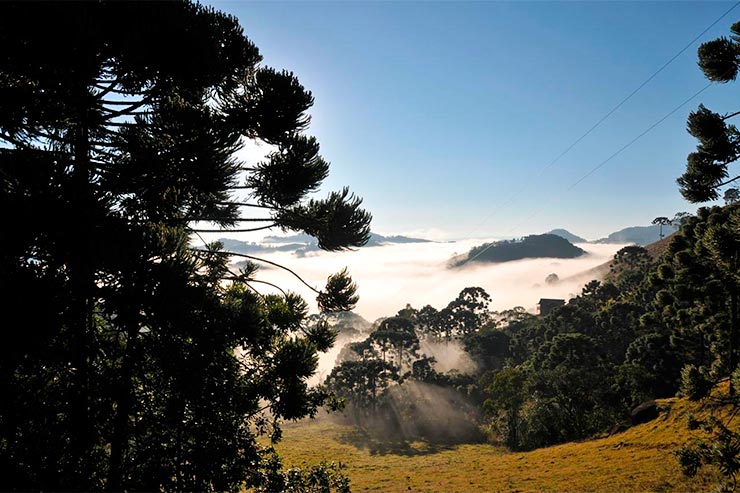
0;2;369;491
678;21;740;202
652;216;672;239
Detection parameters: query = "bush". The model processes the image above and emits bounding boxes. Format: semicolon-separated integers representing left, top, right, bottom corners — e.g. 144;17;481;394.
680;364;712;400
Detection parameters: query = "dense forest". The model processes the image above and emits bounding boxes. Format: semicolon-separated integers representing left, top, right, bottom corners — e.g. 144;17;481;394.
324;204;740;486
327;205;733;444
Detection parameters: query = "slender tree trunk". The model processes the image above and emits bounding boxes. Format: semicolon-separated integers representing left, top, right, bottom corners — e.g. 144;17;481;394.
730;252;738;396
731;286;737;396
69;110;95;488
107;322;138;491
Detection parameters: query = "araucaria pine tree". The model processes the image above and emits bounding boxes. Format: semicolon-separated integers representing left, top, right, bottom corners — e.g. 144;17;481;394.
0;2;370;491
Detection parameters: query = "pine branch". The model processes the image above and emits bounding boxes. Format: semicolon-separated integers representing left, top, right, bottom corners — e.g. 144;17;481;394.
92;84;138;96
192;249;321;294
91;147;120;159
102;99;152;120
220;264;275;299
0;131;30;149
718;175;740;187
188;217;274;222
216;200;277;210
246;403;271;419
90;158;113;168
101;100;145;106
102;122;138;128
90;141;120;148
189;224;276;233
23;128;68;146
222;277;288;296
92;79;122;98
244;282;267;300
247;279;288;295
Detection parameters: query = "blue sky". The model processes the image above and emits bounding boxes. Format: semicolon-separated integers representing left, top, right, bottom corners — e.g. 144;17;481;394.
211;0;739;240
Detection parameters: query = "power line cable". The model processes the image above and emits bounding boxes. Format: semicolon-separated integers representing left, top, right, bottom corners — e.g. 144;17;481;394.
465;80;715;264
466;0;740;237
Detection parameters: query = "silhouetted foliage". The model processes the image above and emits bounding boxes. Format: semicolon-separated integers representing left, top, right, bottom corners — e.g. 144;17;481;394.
0;2;369;491
652;216;672;239
678;21;740;202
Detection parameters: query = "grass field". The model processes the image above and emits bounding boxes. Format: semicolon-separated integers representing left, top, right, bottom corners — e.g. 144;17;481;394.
275;393;728;492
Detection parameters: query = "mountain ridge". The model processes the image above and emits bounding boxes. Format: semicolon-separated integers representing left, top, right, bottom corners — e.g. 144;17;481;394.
215;232;432;257
594;224;678;246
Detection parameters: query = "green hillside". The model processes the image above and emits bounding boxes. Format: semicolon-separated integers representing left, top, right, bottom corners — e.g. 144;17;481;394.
275;391;728;492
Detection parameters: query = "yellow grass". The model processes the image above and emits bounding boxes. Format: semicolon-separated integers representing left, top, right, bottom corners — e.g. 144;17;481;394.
275;392;731;492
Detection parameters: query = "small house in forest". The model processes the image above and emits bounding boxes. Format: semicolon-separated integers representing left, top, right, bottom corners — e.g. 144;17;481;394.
538;298;565;316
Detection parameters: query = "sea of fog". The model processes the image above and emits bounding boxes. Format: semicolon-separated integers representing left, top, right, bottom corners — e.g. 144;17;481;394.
235;240;627;322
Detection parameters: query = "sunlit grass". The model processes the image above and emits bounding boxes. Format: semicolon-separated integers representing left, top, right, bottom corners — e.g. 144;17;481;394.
276;391;730;492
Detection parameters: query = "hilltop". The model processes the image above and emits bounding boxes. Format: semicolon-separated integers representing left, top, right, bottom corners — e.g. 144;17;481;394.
452;234;586;267
595;224;677;246
275;389;729;492
546;228;587;243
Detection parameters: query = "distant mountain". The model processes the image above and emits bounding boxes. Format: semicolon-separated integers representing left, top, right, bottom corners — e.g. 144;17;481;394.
262;233;315;244
368;233;432;246
546;229;587;244
595;225;677;246
263;232;431;247
452;234;586;267
217;232;431;257
218;238;304;255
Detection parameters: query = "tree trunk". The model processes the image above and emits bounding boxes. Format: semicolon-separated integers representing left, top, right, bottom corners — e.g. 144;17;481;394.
107;323;138;491
730;253;738;396
69;110;95;489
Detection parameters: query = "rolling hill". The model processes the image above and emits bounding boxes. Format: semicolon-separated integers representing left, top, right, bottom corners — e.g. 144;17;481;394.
274;389;729;492
452;234;586;267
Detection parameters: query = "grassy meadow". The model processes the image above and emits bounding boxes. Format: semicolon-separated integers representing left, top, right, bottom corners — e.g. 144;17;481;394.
276;393;728;492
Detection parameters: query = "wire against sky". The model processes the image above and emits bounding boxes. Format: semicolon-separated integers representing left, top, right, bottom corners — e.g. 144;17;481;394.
465;80;715;264
466;0;740;238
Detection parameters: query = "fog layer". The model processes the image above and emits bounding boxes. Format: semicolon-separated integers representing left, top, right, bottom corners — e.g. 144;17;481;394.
234;240;626;321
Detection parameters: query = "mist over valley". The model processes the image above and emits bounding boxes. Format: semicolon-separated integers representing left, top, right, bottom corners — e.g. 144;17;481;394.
219;232;627;321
